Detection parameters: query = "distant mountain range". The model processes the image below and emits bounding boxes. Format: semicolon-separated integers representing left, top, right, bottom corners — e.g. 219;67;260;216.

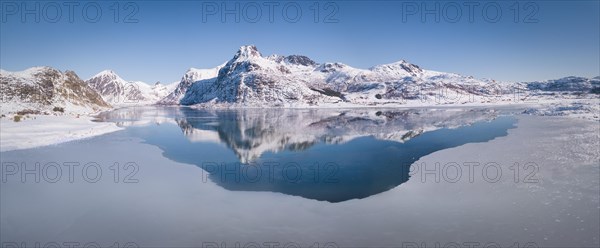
526;76;600;92
86;70;177;106
1;45;598;114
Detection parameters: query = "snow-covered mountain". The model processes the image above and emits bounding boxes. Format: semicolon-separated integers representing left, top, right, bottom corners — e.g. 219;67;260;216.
158;64;225;105
5;47;597;113
0;67;111;115
173;45;512;107
86;70;177;106
525;76;600;93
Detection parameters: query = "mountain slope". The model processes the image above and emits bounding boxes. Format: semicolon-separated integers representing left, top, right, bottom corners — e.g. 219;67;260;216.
526;76;600;93
158;64;225;104
177;45;511;107
86;70;177;106
0;67;111;115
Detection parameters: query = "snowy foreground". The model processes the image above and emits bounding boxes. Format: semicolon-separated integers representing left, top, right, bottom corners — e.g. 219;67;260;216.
0;114;122;152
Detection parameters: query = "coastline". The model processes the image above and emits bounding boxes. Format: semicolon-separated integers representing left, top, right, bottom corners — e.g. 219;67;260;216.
1;97;597;152
0;114;122;152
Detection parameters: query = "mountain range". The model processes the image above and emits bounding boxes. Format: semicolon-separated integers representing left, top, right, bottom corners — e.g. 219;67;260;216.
1;45;598;115
85;70;177;106
177;45;507;107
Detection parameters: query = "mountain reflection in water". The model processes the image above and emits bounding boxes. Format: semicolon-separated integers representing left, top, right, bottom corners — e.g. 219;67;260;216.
96;107;516;202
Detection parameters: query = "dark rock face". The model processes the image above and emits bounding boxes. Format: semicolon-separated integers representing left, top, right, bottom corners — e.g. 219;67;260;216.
63;70;111;107
399;62;423;76
285;55;316;66
85;71;147;103
0;67;110;113
317;63;346;73
309;87;346;100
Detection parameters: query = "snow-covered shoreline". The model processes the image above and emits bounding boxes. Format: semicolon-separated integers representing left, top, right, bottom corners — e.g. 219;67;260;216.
0;114;122;152
1;97;597;153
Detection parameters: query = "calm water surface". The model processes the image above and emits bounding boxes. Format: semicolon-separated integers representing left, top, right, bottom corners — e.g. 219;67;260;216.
2;107;598;247
97;107;516;202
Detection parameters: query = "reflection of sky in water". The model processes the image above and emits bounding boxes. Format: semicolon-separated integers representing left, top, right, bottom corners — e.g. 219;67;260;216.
109;108;516;202
2;107;598;247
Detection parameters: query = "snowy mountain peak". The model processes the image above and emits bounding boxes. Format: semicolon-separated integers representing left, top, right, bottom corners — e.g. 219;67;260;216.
1;66;62;79
98;69;115;75
91;69;124;81
86;70;177;106
184;68;196;74
183;65;225;82
370;60;423;77
25;66;55;73
234;45;262;60
158;64;225;104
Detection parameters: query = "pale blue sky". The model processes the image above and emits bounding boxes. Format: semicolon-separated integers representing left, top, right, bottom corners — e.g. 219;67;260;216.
1;1;598;84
